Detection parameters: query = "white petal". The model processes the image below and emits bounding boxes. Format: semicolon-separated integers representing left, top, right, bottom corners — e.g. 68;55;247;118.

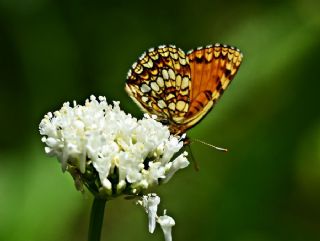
138;194;160;233
163;152;189;183
102;178;112;191
157;212;175;241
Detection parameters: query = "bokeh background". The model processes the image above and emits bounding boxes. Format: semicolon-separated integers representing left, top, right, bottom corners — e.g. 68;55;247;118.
0;0;319;241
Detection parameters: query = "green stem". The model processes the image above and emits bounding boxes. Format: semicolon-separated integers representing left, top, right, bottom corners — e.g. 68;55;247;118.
88;196;107;241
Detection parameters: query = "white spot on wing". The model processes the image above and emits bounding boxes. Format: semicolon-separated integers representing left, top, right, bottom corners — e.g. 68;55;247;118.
162;69;169;80
141;84;151;93
150;82;160;92
181;76;189;89
168;102;175;111
142;96;149;102
157;100;167;109
156;76;164;87
168;68;175;80
187;49;193;55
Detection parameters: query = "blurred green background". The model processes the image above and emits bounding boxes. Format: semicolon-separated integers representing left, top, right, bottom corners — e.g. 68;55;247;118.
0;0;319;241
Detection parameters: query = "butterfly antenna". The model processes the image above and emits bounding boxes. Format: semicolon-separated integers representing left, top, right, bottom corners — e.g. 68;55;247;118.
190;138;228;152
185;144;200;172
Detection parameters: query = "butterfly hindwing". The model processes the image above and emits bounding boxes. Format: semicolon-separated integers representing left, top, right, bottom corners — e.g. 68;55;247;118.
126;45;192;124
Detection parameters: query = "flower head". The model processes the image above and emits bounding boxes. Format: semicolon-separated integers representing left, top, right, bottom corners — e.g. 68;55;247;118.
39;95;189;198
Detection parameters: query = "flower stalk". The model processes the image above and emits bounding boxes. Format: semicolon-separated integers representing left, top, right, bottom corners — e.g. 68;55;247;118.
88;197;107;241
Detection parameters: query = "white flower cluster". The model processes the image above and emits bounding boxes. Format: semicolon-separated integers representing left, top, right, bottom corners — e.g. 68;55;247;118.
138;194;175;241
39;95;189;196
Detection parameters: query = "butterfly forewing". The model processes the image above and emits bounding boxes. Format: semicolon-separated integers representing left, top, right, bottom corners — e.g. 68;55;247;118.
182;44;243;130
126;44;243;134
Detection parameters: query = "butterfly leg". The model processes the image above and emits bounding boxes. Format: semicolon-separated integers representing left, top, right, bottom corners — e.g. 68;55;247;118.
185;142;200;172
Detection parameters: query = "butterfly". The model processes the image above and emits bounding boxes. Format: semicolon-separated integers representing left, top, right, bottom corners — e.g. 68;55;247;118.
125;44;243;135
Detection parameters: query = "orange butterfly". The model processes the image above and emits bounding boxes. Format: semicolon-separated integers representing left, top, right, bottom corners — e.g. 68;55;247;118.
125;44;243;135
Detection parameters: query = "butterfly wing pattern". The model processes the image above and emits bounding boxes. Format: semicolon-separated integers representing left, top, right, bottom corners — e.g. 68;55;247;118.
125;44;243;135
